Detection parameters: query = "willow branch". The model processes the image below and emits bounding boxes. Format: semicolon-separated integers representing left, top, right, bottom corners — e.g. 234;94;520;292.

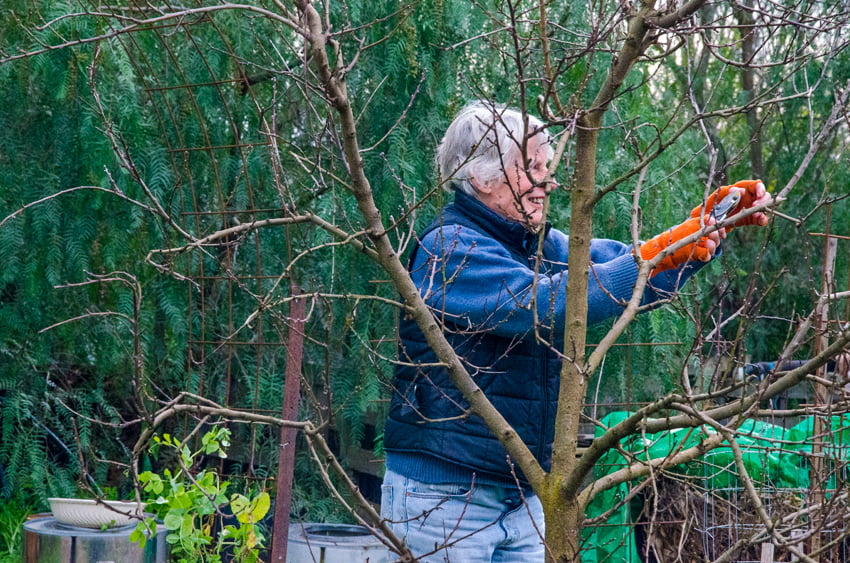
303;430;415;561
2;4;299;64
0;185;158;229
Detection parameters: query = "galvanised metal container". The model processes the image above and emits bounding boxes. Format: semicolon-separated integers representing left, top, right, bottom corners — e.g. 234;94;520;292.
23;516;167;563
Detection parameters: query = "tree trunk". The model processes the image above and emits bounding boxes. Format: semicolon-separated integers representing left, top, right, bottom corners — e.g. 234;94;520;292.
542;101;603;563
541;481;583;563
543;1;656;555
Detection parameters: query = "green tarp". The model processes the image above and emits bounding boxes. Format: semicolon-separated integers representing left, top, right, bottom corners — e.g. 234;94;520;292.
582;412;850;562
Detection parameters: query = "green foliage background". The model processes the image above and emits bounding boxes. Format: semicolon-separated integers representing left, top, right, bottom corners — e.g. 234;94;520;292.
0;0;847;531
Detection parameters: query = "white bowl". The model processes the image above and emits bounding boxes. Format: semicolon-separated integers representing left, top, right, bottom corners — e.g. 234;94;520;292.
48;497;144;529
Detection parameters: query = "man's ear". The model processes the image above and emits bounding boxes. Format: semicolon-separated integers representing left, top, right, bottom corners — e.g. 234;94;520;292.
470;177;494;195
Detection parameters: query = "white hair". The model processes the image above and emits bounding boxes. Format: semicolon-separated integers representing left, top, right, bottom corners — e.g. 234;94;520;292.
436;101;553;195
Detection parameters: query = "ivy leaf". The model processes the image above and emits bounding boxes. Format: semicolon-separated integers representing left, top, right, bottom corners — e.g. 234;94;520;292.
231;492;270;524
180;513;196;542
163;512;184;531
129;524;148;548
140;472;164;494
169;490;193;510
180;443;192;466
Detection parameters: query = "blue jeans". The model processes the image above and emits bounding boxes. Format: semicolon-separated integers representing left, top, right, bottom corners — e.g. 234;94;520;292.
380;469;546;562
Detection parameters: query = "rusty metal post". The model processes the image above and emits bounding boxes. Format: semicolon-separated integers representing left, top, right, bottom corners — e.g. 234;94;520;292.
270;285;306;562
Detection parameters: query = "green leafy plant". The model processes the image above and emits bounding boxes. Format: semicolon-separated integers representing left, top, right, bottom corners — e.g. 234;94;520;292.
0;491;38;563
130;428;270;563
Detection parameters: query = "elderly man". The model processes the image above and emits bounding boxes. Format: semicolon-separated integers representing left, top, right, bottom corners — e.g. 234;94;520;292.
381;101;771;562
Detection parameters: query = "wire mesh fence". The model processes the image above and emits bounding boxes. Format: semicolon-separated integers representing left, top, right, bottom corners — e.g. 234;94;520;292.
582;411;850;563
698;446;850;562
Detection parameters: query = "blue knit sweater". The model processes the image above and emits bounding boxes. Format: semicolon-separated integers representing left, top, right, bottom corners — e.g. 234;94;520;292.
384;191;706;487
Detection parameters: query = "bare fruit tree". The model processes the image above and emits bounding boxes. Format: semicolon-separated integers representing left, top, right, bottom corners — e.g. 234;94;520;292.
2;0;850;562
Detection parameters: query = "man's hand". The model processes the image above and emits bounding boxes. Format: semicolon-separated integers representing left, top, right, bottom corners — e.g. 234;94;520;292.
691;180;773;229
639;215;724;275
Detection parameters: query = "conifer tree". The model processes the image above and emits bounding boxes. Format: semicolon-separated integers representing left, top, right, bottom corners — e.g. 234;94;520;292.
2;1;850;561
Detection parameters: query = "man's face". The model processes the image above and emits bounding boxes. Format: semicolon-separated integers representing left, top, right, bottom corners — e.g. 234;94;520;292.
475;137;553;228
